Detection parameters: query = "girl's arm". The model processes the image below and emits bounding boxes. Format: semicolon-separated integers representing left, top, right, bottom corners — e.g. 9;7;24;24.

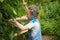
14;19;28;31
15;16;27;21
8;16;27;22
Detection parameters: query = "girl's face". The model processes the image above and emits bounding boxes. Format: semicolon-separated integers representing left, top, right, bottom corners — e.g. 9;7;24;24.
26;10;32;20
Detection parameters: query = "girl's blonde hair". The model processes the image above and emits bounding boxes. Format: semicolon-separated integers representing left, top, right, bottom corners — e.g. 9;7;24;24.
28;5;39;19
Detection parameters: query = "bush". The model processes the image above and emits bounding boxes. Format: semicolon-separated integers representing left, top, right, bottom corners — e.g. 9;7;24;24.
0;0;60;40
40;1;60;40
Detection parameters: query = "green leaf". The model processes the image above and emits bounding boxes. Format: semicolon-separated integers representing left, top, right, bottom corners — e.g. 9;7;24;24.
0;0;4;2
9;31;14;40
7;4;17;16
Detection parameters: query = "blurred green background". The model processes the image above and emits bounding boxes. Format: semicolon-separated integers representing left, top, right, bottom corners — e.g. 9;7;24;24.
0;0;60;40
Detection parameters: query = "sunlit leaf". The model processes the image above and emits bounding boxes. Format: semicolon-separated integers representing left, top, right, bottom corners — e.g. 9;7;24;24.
0;0;4;2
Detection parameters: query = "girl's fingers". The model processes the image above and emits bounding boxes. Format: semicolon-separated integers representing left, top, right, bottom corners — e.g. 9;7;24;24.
8;19;14;23
8;19;13;22
13;19;16;22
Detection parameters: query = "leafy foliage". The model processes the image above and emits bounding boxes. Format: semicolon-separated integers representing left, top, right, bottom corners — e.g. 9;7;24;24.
0;0;60;40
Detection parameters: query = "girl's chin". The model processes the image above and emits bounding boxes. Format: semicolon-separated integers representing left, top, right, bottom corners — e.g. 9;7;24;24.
28;18;31;20
27;17;32;20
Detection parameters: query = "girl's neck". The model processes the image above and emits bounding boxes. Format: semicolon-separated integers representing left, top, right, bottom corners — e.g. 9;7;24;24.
30;16;36;23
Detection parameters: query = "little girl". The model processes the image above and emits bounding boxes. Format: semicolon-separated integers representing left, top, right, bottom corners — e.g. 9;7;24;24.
9;5;42;40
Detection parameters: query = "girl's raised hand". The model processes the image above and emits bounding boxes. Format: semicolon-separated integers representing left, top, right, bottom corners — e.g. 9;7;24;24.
8;19;15;24
8;19;13;22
